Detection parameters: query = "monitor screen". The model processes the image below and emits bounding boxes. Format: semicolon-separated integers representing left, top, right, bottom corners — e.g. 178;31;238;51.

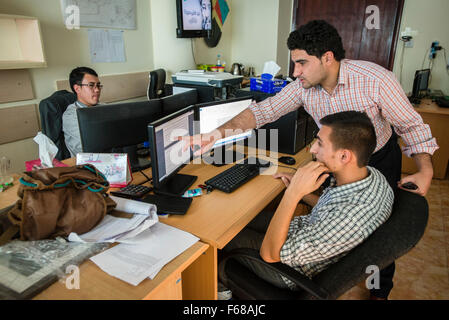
176;0;212;38
148;107;196;191
77;100;163;171
195;97;253;149
412;69;430;98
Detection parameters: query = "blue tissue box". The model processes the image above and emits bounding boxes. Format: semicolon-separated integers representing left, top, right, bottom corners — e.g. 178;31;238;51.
250;77;287;94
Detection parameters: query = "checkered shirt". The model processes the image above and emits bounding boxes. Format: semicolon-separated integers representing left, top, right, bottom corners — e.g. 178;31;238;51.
279;166;394;290
249;59;439;157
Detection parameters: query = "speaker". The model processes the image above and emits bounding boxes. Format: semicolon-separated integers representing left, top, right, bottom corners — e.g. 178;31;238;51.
258;108;309;155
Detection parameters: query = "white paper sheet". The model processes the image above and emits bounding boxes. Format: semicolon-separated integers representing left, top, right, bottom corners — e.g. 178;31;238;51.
68;197;158;243
90;223;200;285
88;29;126;63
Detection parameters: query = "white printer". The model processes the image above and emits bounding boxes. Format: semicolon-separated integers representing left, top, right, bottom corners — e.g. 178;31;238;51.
172;70;243;88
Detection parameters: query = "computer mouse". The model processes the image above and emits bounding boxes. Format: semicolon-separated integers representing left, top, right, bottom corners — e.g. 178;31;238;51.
278;156;296;165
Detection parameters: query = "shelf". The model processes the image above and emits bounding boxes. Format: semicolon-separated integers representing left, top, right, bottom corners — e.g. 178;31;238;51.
0;14;46;69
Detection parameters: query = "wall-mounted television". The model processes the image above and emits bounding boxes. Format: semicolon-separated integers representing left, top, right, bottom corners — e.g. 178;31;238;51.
176;0;212;38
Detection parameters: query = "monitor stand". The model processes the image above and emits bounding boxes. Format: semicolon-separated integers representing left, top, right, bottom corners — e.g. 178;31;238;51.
122;145;151;172
154;174;197;196
204;147;246;167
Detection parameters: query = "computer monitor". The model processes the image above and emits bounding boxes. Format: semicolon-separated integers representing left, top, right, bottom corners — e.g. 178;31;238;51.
176;0;212;38
147;106;197;195
412;69;430;99
160;88;198;117
77;100;163;172
193;97;253;166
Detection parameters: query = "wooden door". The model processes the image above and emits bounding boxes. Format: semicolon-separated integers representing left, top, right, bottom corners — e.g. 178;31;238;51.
290;0;404;75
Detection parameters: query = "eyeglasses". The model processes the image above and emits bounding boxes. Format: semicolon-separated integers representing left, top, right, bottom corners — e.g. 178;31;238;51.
77;82;103;90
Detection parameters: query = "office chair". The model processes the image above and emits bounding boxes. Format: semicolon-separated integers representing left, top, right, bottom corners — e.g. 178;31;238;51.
218;189;429;300
147;69;167;100
38;90;77;161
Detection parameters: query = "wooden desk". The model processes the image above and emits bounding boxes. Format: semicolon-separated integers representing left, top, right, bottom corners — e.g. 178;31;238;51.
33;242;208;300
0;170;209;300
161;147;313;299
401;99;449;179
1;146;312;300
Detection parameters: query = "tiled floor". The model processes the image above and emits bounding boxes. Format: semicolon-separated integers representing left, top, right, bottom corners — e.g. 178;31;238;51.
338;178;449;300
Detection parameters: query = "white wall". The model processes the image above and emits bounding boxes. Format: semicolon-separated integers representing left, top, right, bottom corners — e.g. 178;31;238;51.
0;0;154;172
149;0;233;80
392;0;449;94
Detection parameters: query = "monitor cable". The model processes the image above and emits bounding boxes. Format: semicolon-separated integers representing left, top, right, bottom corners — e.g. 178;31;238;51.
191;38;197;67
138;170;152;185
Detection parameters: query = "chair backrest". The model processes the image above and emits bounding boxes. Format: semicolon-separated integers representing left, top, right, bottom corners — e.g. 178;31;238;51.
160;89;199;116
148;69;166;100
38;90;77;161
306;188;429;299
219;188;429;300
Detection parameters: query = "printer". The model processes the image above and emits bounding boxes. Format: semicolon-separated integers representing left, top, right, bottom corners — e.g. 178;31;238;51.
172;70;243;88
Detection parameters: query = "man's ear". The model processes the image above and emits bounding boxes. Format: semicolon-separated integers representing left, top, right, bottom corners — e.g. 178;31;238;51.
323;51;335;64
340;149;353;165
73;84;81;95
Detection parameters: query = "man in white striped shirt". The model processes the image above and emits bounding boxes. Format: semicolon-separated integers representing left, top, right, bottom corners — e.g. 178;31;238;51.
183;20;437;298
224;111;394;292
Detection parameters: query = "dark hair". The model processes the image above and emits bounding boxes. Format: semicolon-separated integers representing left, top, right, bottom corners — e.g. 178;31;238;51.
69;67;98;93
287;20;345;61
319;111;376;167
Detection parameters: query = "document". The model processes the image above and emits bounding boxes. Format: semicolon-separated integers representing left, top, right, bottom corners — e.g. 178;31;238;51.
68;196;158;243
88;29;126;63
90;223;200;286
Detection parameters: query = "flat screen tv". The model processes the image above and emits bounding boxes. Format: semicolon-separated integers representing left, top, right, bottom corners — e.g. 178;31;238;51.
176;0;212;38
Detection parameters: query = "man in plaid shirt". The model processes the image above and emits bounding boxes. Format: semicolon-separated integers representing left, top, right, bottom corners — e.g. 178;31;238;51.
183;20;437;299
225;111;394;292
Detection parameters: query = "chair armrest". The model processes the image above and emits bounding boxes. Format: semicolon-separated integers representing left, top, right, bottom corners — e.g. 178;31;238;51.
219;248;329;299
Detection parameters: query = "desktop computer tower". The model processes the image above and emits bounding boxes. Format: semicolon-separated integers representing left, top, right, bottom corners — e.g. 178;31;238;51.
305;114;319;145
256;108;309;155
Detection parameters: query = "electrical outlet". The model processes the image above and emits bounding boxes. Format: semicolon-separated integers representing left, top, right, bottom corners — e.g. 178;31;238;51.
405;39;414;48
401;27;418;37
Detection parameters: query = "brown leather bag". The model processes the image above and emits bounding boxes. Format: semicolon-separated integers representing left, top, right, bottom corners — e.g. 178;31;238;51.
8;164;116;241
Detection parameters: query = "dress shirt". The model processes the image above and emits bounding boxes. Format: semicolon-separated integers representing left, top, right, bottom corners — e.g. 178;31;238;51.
249;59;439;157
280;166;394;289
62;101;88;158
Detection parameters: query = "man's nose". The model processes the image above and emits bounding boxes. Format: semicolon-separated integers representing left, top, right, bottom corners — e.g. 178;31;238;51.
310;141;318;154
293;64;302;78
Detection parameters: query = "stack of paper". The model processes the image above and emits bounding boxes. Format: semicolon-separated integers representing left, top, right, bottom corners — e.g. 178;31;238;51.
90;223;199;286
68;196;158;243
69;196;199;286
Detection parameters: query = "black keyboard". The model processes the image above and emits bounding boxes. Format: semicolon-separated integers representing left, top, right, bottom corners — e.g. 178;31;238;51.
140;194;192;215
205;157;271;193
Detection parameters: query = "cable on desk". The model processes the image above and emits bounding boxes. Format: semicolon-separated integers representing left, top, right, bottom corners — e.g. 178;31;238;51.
277;165;298;171
138;170;152;185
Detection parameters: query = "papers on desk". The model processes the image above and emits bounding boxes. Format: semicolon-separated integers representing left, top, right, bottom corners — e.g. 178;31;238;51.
90;223;199;286
68;196;158;243
69;196;199;286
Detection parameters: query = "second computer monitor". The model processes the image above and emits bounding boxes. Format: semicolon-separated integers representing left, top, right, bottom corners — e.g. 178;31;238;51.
412;69;430;99
194;97;253;165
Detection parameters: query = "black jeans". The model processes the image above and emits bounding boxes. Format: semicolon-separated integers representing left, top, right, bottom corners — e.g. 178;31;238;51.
367;131;402;298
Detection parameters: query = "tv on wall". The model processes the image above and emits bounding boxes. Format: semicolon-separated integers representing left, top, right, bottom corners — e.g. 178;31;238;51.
176;0;212;38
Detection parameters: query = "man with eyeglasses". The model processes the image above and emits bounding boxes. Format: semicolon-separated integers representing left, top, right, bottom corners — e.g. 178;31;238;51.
62;67;103;157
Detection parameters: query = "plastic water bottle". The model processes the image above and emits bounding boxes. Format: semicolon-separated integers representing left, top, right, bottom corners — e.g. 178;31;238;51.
216;54;221;66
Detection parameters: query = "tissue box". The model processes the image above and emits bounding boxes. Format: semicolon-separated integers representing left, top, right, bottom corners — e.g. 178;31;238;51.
250;77;287;94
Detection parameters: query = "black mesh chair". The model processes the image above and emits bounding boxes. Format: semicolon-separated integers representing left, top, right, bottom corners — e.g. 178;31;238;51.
218;189;429;300
38;90;77;161
147;69;167;100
